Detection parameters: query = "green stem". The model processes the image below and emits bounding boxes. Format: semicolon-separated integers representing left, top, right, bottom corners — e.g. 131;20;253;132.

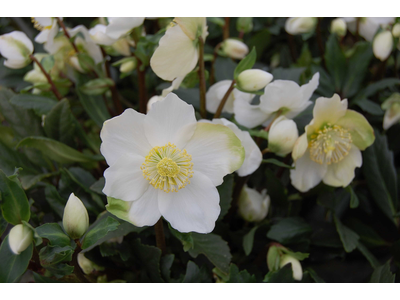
198;36;207;119
213;79;236;119
154;218;166;255
223;17;230;40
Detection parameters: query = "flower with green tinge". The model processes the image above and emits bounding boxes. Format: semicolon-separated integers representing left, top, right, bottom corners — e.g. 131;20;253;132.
280;255;303;281
290;94;375;192
78;253;104;275
200;118;262;177
8;224;33;255
63;193;89;239
150;17;208;81
101;93;245;233
23;53;48;85
105;17;145;40
373;30;393;61
382;93;400;130
238;185;270;222
234;73;319;129
392;23;400;38
330;18;347;37
206;80;253;114
221;38;249;59
285;17;317;35
32;17;60;53
237;69;273;92
0;31;33;69
268;116;299;157
343;17;395;42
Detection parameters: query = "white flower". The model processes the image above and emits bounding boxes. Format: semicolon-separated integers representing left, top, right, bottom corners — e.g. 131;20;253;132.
89;24;118;45
24;53;48;84
343;17;395;42
280;255;303;281
290;94;375;192
382;93;400;130
201;118;262;177
105;17;145;40
238;185;270;222
373;30;393;61
147;76;184;112
78;253;103;274
268;116;299;157
63;193;89;239
150;17;208;81
330;18;347;37
101;93;245;233
206;80;254;114
221;38;249;59
237;69;273;92
8;224;33;255
392;23;400;38
234;73;319;129
0;31;33;69
285;17;317;35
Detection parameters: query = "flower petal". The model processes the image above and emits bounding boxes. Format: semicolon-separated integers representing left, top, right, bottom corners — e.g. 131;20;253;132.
299;72;319;101
158;171;220;233
144;93;197;149
312;94;348;129
237;131;262;176
185;122;245;186
206;80;235;114
174;17;208;40
233;98;269;129
106;17;145;40
292;133;308;161
128;186;161;227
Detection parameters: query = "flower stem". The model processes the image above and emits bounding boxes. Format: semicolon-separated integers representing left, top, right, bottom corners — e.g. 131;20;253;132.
213;79;236;119
198;36;207;119
56;18;79;54
29;54;63;101
223;17;230;40
71;240;90;283
154;218;166;255
137;59;148;114
287;33;297;62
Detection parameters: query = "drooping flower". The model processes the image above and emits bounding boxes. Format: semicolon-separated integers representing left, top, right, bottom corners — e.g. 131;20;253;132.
373;30;393;61
343;17;395;42
330;18;347;37
268;116;299;157
0;31;33;69
280;255;303;281
285;17;317;35
234;73;319;129
238;185;270;222
150;17;208;81
8;224;33;255
290;94;375;192
381;93;400;130
101;93;245;233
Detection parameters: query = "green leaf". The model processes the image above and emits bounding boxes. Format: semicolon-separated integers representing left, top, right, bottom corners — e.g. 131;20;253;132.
262;158;294;169
81;216;120;249
347;218;389;248
325;34;346;92
357;243;381;269
0;236;33;283
188;233;232;274
182;261;211;283
217;174;234;221
44;184;67;218
0;212;7;237
41;55;55;73
214;56;237;81
168;223;194;251
39;245;74;267
0;169;30;225
226;263;256;283
364;78;400;98
76;53;96;73
243;226;258;255
263;264;295;283
32;272;60;283
306;268;325;283
267;217;312;244
131;238;163;283
234;47;256;79
333;214;360;253
345;186;359;209
160;254;174;282
80;78;114;96
36;223;71;247
280;248;309;261
248;129;269;140
271;67;305;83
9;94;57;116
369;260;395;283
16;137;103;164
355;99;384;116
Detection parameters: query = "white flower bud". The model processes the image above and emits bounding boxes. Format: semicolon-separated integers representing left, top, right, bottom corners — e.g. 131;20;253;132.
285;17;317;35
120;59;136;73
392;23;400;38
268;116;299;157
382;93;400;130
221;38;249;59
8;224;33;255
78;252;103;274
373;31;393;61
238;185;270;222
0;31;34;69
63;193;89;240
69;56;85;73
237;69;273;92
112;38;131;57
280;255;303;281
330;18;347;37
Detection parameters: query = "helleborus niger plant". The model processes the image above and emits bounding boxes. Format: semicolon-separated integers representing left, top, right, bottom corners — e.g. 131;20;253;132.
0;16;399;284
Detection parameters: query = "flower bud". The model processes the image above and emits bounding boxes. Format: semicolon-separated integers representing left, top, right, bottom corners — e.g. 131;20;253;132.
382;93;400;130
120;59;136;73
330;18;347;37
238;185;270;222
280;254;303;281
221;38;249;60
285;17;317;35
63;193;89;240
0;31;34;69
78;252;103;274
373;30;393;61
392;23;400;38
268;116;299;157
236;17;253;34
8;224;33;255
237;69;273;92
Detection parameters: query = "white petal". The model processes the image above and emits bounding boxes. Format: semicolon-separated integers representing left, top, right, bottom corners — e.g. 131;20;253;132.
237;131;262;176
89;24;117;45
312;94;348;128
0;31;33;61
299;72;319;103
128;186;161;227
103;153;149;202
383;107;400;130
233;97;269;129
322;146;362;187
150;24;198;81
206;80;235;114
290;149;327;192
292;133;308;161
185;122;245;186
100;108;152;166
174;17;207;40
158;171;220;233
144;93;197;149
106;17;145;40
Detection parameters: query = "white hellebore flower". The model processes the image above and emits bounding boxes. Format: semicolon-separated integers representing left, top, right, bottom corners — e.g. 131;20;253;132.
105;17;145;40
221;38;249;59
234;73;319;129
343;17;395;42
101;93;245;233
89;24;119;46
285;17;317;35
268;116;299;157
392;23;400;38
8;224;33;255
206;80;253;114
381;93;400;130
373;30;393;61
0;31;33;69
150;17;208;81
237;69;273;92
290;94;375;192
238;185;270;222
201;118;262;177
330;18;347;37
280;255;303;281
63;193;89;239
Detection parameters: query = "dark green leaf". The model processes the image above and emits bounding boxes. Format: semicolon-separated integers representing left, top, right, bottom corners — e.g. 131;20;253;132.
263;158;294;169
345;186;359;209
234;47;257;79
131;238;163;283
80;78;114;96
160;254;174;282
267;217;312;244
182;261;211;283
39;245;74;266
306;268;325;283
9;94;57;116
217;174;234;221
44;184;67;218
243;226;258;255
325;34;346;92
214;56;237;81
357;243;381;269
347;218;389;248
364;78;400;98
271;67;305;83
369;260;395;283
169;223;194;251
355;99;384;116
81;216;120;249
90;177;105;195
32;272;60;283
41;55;55;73
0;212;7;237
226;263;256;283
36;223;71;247
334;214;360;253
263;264;295;283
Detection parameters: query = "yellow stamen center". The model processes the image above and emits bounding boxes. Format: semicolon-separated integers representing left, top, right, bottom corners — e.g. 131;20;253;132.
141;143;193;193
31;18;52;31
309;124;352;165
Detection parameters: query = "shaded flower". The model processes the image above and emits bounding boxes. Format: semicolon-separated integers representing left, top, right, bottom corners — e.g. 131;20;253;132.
238;185;270;222
0;31;33;69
